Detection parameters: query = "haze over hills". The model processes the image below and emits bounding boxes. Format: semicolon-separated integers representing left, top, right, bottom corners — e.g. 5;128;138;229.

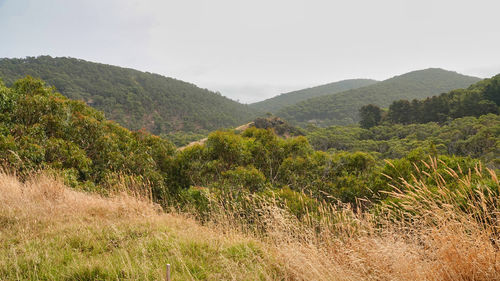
249;78;378;113
0;56;259;134
276;68;482;127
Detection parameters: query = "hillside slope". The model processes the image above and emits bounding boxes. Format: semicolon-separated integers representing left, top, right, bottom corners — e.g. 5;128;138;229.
250;78;378;113
0;56;258;134
0;172;280;280
277;68;481;126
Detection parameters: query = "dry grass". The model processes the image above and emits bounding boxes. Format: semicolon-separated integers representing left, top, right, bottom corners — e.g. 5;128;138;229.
204;159;500;281
1;159;499;280
0;172;281;280
0;172;159;224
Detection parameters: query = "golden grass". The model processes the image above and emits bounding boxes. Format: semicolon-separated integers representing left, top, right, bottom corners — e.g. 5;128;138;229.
0;172;281;280
1;159;499;280
203;159;500;281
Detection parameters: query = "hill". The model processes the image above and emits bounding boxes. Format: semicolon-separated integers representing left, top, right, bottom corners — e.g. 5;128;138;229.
0;172;279;280
378;74;500;126
0;56;258;134
277;68;481;126
249;78;378;113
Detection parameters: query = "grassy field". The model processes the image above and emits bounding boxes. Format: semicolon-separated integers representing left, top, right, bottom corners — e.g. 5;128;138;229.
1;161;499;280
0;173;282;280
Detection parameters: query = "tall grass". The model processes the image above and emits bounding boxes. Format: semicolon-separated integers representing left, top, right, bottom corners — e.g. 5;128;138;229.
1;158;498;280
200;158;500;280
0;172;282;280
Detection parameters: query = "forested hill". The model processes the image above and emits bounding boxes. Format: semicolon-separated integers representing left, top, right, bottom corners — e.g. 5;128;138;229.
249;78;378;113
277;68;481;127
0;56;259;134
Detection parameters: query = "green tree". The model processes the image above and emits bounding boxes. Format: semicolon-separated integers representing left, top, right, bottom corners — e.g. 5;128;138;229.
388;100;412;124
483;74;500;105
359;104;382;128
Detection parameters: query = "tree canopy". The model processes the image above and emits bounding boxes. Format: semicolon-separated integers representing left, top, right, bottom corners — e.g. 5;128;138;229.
359;104;382;128
383;74;500;124
277;68;480;127
0;76;177;201
0;56;259;134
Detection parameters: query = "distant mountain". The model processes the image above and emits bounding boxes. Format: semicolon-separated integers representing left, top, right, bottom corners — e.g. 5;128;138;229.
0;56;259;134
276;68;481;127
249;79;378;113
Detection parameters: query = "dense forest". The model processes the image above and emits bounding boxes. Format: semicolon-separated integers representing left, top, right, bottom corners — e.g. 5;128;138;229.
307;114;499;166
305;75;500;168
277;68;481;127
359;74;500;126
249;78;377;113
0;56;259;134
2;76;497;206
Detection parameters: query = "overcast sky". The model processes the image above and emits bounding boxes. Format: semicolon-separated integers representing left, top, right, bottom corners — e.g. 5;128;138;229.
1;0;499;103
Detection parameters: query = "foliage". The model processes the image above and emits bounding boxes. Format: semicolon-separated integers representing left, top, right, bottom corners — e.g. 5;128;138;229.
250;79;377;113
474;73;500;106
0;77;176;201
173;125;484;206
222;166;268;192
385;74;500;124
359;104;382;128
0;56;259;134
1;76;497;211
307;114;500;167
277;68;480;126
252;116;304;137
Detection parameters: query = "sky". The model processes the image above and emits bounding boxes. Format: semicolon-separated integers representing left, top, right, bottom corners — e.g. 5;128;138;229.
1;0;499;103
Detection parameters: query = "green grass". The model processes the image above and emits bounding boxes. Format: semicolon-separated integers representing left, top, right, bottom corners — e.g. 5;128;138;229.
0;174;282;281
0;217;281;280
